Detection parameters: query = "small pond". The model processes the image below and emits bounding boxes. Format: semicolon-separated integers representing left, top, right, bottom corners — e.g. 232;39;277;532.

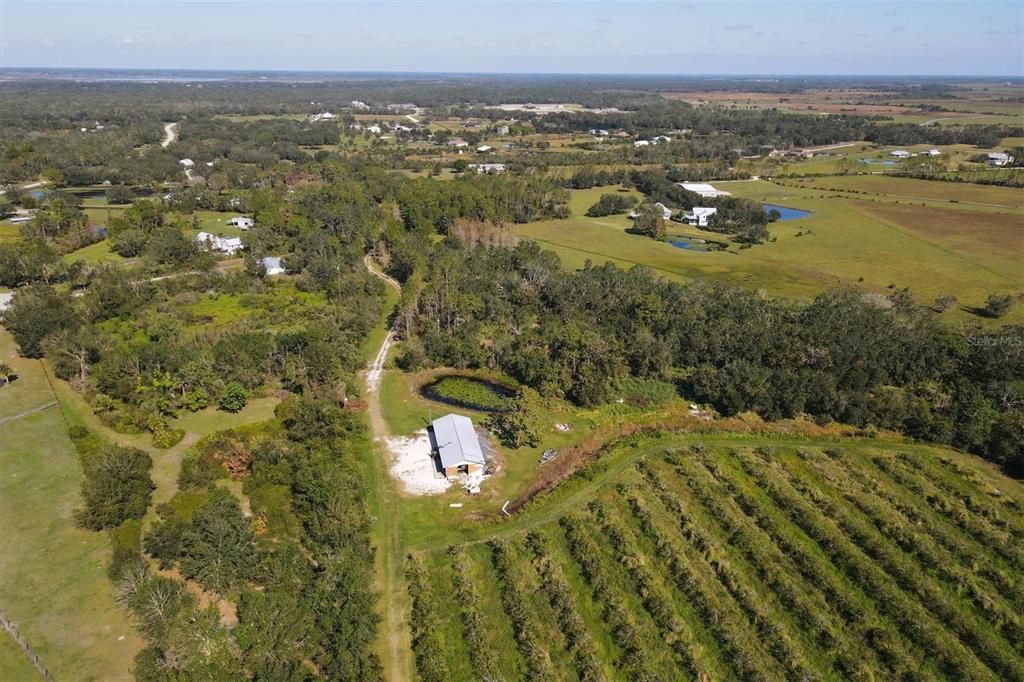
420;375;515;412
667;237;712;251
762;203;811;221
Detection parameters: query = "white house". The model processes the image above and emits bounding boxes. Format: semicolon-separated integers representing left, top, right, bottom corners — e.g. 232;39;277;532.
677;182;732;198
429;414;485;480
194;232;243;256
652;135;672;144
634;140;650;148
309;112;337;123
350;100;369;109
227;216;254;230
178;158;195;168
260;256;285;276
366;125;382;135
987;152;1013;166
448;139;469;148
926;149;942;157
890;150;911;158
683;207;718;227
476;145;494;153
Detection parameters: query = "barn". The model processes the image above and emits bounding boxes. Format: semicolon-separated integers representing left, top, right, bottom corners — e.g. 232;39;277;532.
429;414;485;480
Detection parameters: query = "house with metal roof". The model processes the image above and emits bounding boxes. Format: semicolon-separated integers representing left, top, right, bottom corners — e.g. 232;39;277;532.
429;414;485;480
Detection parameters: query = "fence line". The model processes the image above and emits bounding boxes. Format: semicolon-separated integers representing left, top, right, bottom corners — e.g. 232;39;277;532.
0;609;52;680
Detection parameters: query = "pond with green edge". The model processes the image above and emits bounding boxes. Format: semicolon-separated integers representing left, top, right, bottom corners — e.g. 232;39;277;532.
419;375;515;412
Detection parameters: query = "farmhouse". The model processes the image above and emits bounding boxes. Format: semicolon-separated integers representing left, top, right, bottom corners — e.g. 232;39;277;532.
890;150;911;158
677;182;731;198
476;144;494;153
447;139;469;148
429;414;485;480
987;152;1013;166
366;125;382;135
309;112;336;123
194;232;243;256
227;216;254;230
683;207;718;226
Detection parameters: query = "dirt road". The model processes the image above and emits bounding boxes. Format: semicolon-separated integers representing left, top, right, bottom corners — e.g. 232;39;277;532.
161;122;177;148
360;255;413;682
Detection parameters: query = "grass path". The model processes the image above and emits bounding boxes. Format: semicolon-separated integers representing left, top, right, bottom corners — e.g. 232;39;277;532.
361;255;415;682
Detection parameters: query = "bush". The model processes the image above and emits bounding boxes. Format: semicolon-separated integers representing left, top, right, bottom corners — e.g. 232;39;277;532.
183;388;210;412
983;293;1014;318
218;382;247;412
152;427;185;449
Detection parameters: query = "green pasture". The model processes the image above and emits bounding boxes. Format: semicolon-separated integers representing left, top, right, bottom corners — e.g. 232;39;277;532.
514;182;1023;324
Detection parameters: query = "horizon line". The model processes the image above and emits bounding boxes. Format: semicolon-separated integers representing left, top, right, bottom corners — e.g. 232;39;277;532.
0;66;1020;80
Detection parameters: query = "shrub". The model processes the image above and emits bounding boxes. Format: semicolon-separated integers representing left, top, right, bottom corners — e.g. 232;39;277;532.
218;382;247;412
983;293;1014;318
152;427;185;449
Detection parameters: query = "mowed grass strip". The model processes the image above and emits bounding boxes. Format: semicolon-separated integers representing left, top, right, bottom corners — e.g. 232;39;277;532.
0;410;142;681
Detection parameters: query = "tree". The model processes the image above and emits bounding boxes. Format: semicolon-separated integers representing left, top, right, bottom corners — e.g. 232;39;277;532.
485;386;542;448
628;203;667;240
585;193;637;217
984;293;1015;318
0;362;13;385
75;446;155;530
179;489;257;593
2;284;75;357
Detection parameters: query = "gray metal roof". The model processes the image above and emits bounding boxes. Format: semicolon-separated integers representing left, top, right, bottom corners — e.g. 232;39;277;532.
430;414;485;468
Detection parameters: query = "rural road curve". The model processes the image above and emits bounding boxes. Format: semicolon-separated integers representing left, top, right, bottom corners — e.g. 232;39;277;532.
161;122;177;148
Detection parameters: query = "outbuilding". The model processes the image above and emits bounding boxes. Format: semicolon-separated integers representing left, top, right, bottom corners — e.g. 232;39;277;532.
429;414;485;480
677;182;732;198
260;256;285;276
227;216;254;230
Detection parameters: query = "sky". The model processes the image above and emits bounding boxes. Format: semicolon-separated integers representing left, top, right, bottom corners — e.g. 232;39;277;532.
0;0;1021;76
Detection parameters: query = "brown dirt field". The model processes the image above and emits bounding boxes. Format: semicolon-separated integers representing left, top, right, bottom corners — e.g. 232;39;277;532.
660;89;921;115
855;202;1024;258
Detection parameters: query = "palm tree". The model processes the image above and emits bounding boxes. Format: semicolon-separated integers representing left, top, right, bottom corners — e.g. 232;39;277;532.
0;363;12;385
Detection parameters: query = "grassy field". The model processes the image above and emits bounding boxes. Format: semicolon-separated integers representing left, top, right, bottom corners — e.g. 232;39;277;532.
514;181;1023;324
0;329;143;681
405;435;1024;681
